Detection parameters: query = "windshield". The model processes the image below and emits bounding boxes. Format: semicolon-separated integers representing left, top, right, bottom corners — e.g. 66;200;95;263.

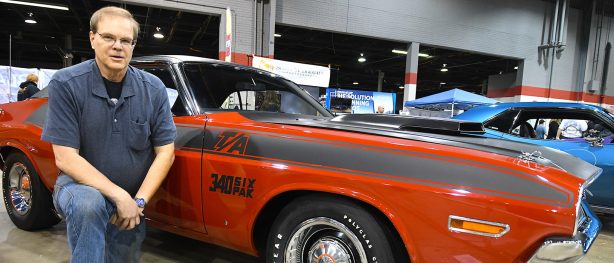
181;62;331;117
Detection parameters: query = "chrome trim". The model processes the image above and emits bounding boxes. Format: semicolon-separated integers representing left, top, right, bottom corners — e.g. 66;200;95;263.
448;215;510;238
574;168;602;236
528;202;601;263
286;217;367;263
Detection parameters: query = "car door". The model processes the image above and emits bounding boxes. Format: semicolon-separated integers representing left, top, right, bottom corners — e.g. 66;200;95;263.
134;62;207;233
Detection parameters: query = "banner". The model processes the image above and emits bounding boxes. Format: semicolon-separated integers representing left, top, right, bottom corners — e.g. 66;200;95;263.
252;56;331;87
0;66;58;104
326;88;396;114
224;8;232;62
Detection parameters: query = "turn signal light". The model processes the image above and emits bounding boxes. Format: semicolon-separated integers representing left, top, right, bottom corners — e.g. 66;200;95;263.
449;216;510;237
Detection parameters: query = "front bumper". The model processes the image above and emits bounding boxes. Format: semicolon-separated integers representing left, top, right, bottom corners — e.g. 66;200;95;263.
527;201;601;263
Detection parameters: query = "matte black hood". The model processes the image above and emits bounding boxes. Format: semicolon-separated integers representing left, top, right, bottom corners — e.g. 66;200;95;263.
237;112;602;183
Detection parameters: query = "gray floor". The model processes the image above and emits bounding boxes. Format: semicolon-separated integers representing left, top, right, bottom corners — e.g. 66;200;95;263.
1;189;613;262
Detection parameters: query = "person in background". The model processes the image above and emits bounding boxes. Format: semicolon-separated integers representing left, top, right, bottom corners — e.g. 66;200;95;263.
535;119;546;139
556;119;588;139
17;73;40;101
376;105;385;114
546;119;560;139
260;90;281;112
41;6;176;263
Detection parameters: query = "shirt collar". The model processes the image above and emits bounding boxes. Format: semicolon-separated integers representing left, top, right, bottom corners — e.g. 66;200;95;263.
91;61;137;99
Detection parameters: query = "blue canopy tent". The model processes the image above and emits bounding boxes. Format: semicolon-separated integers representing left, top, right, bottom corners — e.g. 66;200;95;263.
404;88;499;117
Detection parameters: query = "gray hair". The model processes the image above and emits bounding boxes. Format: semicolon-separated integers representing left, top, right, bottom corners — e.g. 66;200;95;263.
90;6;139;40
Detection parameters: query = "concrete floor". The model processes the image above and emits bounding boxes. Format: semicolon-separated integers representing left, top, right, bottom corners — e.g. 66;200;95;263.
1;190;613;262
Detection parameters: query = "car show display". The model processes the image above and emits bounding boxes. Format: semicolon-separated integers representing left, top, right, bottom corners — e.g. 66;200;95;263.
0;56;604;262
455;102;614;214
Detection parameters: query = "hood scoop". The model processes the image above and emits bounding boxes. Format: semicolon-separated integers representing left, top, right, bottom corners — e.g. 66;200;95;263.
331;114;485;135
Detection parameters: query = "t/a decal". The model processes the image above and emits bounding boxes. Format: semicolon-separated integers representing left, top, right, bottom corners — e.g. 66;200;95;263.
213;131;249;154
209;173;255;198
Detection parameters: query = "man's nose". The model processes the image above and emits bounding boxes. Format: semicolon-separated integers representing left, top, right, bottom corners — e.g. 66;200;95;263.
111;40;123;50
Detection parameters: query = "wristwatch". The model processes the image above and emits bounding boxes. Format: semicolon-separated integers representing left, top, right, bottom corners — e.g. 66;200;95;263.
134;197;146;208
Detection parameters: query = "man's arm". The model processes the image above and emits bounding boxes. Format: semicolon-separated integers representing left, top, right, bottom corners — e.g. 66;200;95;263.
134;143;175;204
52;144;141;229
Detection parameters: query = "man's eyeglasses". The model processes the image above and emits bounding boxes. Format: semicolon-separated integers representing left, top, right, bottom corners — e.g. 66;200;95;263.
96;32;136;47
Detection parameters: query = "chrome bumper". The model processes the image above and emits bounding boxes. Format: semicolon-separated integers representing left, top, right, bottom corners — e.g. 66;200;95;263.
528;202;601;263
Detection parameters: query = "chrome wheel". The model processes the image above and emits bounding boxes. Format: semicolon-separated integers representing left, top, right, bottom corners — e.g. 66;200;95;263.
8;162;32;216
286;217;367;263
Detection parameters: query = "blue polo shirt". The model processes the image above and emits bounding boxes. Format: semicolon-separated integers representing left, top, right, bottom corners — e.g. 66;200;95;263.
42;60;176;195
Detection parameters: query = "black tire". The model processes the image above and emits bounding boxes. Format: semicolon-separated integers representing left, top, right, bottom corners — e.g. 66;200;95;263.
2;152;60;230
266;195;402;263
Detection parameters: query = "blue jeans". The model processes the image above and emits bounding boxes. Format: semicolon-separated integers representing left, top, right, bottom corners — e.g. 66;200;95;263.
53;174;146;263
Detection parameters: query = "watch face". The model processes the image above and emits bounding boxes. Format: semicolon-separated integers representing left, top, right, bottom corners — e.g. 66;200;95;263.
135;198;145;208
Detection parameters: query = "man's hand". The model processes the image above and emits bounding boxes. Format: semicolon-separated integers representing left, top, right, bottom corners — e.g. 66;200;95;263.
109;194;145;230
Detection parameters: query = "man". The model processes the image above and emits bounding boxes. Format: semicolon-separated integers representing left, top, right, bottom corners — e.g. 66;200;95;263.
556;119;588;139
535;119;546;139
41;6;176;262
376;105;385;114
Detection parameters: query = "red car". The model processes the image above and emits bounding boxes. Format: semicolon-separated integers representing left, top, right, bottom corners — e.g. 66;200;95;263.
0;55;602;262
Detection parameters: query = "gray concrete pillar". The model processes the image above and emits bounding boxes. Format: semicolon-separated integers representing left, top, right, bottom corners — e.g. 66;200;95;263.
403;42;419;102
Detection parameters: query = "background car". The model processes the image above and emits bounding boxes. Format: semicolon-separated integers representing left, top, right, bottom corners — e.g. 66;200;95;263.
454;102;614;213
0;56;603;262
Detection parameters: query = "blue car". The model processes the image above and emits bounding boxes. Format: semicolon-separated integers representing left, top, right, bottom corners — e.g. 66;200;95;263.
454;102;614;213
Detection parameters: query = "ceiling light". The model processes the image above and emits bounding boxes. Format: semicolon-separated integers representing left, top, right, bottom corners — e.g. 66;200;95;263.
353;82;359;85
357;53;366;63
440;64;448;72
391;50;431;58
399;86;404;89
440;82;446;85
392;49;407;55
274;33;281;37
0;0;69;10
514;66;518;70
24;12;36;24
153;27;164;39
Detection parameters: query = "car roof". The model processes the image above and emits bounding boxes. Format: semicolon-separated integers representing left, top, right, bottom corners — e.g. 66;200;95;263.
455;102;608;122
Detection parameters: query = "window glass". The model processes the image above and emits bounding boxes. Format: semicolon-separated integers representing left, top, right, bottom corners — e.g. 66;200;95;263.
182;63;330;116
140;66;188;116
484;110;519;133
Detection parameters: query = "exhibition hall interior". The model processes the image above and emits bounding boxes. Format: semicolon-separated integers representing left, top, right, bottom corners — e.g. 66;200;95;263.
1;0;614;262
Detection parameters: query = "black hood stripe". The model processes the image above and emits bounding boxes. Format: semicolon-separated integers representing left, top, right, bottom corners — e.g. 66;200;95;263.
203;127;573;207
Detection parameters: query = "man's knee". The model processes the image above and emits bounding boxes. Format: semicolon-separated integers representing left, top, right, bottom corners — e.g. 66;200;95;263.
59;184;109;221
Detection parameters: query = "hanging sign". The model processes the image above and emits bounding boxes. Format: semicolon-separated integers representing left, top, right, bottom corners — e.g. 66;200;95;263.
252;56;331;87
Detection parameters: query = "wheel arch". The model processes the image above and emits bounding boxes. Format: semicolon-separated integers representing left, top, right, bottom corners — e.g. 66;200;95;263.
0;143;54;190
252;190;411;262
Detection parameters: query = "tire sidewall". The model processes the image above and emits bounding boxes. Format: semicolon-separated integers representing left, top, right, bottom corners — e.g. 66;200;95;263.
267;196;394;263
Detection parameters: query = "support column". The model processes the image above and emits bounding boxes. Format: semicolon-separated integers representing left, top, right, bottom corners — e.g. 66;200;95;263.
257;0;276;58
377;70;384;92
403;42;419;102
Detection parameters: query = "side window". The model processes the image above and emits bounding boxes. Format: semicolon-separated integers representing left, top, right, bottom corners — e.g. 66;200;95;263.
140;66;188;116
484;110;519;133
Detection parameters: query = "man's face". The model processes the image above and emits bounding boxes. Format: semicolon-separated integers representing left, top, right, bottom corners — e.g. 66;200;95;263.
89;16;135;75
377;106;384;113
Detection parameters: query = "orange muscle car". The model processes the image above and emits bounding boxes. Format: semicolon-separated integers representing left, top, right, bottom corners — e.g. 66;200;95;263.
0;55;602;262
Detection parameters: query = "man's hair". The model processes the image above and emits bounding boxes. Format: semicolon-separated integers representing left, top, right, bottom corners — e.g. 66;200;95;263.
539;119;545;124
26;73;38;83
90;6;139;39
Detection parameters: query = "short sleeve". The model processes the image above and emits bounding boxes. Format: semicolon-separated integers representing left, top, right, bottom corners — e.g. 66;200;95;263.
41;79;81;149
150;79;177;147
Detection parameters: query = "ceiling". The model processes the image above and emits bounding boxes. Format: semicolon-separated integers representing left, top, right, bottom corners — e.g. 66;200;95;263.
0;0;220;69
